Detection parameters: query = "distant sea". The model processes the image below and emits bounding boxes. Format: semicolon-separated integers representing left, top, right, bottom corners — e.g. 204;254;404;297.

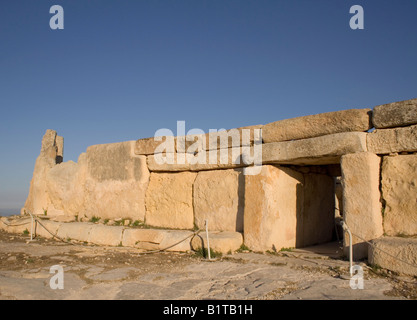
0;209;21;217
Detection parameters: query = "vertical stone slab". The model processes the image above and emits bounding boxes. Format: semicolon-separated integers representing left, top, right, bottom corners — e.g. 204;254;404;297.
145;171;197;229
244;165;304;252
22;130;60;216
84;141;150;221
193;169;244;232
381;154;417;236
341;152;383;260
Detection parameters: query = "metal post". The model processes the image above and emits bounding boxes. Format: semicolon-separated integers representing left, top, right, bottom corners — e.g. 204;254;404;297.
341;221;353;277
205;219;211;260
30;214;34;241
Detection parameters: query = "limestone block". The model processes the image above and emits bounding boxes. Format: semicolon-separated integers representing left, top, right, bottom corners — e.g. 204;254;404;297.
262;132;368;165
46;161;79;213
367;124;417;154
35;220;62;239
244;165;304;252
341;152;383;259
146;146;248;172
191;231;243;254
122;228;193;251
23;130;61;216
372;98;417;129
57;222;94;243
381;155;417;236
88;225;124;246
0;216;31;234
369;237;417;276
122;228;165;248
263;109;372;143
87;141;136;182
193;169;244;232
176;125;263;153
145;172;196;229
84;142;150;221
135;136;175;155
159;230;194;252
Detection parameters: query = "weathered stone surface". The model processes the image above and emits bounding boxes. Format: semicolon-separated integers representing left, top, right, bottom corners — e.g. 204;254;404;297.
263;109;372;143
262;132;368;165
147;146;249;172
46;161;80;219
0;216;30;234
176;125;263;153
57;222;94;243
159;230;194;252
145;172;196;229
191;231;243;254
122;228;165;249
84;141;150;221
135;136;175;155
341;152;383;260
372;98;417;129
244;165;304;252
193;169;244;232
369;237;417;276
88;225;124;246
35;219;62;239
367;124;417;154
22;130;61;216
381;155;417;236
123;228;194;251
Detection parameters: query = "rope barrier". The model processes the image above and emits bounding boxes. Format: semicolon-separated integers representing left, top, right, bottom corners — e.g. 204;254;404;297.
342;221;417;270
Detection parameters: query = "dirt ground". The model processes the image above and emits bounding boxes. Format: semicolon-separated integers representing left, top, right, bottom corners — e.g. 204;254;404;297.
0;230;415;300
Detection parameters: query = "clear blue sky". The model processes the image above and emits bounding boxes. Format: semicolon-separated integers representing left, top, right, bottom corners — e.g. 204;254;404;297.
1;0;417;212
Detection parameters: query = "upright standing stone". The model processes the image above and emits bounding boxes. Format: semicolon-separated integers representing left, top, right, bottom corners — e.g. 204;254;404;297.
193;169;244;232
381;154;417;236
145;172;197;229
341;152;383;259
244;165;304;252
22;130;60;216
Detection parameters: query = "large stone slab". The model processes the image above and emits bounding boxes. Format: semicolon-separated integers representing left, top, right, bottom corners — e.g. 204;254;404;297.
372;98;417;129
136;125;263;156
381;154;417;236
191;231;243;254
341;152;383;260
262;132;368;165
244;165;304;252
46;160;83;219
22;130;61;216
145;172;196;229
88;225;124;246
176;125;263;153
135;136;175;155
57;222;94;243
367;124;417;154
263;109;372;143
146;146;250;172
84;141;150;221
123;228;194;251
369;237;417;276
193;169;244;232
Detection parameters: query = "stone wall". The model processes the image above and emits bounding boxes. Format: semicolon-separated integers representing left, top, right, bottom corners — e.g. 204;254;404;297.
21;98;417;260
